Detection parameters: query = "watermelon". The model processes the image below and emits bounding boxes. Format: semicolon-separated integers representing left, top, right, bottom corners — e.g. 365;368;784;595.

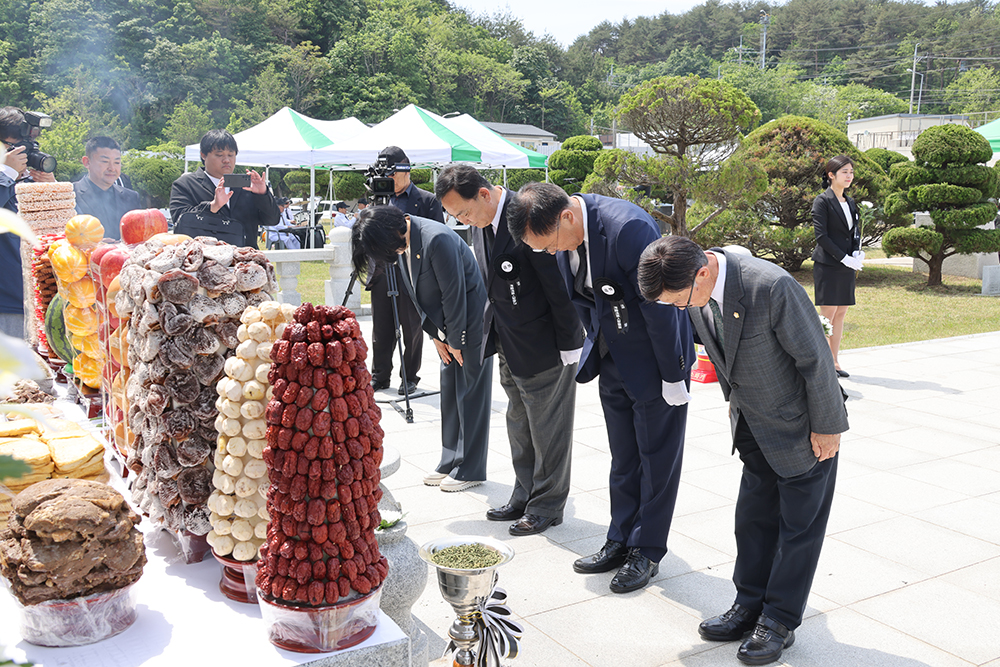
44;294;78;363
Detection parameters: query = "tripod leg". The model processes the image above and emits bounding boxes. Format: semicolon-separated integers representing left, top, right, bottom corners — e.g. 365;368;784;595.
385;263;413;423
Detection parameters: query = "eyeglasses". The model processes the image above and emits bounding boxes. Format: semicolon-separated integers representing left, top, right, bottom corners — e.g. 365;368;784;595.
663;265;702;309
531;220;561;254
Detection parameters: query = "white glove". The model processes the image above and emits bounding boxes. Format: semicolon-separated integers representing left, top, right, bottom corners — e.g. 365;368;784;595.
852;250;865;262
560;347;583;366
840;255;863;271
661;380;691;406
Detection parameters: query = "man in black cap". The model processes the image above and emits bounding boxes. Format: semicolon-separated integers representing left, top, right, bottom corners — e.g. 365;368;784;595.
367;146;445;395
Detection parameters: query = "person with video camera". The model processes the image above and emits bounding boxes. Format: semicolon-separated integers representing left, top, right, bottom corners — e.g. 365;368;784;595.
169;129;278;247
1;106;57;339
73;136;140;240
367;146;444;396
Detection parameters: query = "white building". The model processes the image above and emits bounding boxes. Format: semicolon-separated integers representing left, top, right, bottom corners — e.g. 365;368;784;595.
846;113;968;159
480;122;560;155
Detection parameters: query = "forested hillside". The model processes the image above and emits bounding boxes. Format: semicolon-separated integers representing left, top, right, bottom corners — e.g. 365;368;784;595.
2;0;999;157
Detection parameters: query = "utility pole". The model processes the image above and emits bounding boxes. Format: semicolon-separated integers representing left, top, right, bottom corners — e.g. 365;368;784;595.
909;43;920;114
738;35;744;65
759;11;769;70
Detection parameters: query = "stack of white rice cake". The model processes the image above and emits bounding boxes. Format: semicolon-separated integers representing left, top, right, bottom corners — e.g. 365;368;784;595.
14;182;77;234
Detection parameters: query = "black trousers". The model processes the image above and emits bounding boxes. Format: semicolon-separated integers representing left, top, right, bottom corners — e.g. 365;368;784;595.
369;265;422;386
598;351;686;563
732;414;837;630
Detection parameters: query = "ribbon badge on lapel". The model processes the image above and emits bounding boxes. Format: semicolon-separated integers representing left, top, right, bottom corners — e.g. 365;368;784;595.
594;277;629;334
493;253;521;308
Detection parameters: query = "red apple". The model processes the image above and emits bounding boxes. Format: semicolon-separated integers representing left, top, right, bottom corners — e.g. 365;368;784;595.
120;208;168;245
99;248;130;287
89;243;117;272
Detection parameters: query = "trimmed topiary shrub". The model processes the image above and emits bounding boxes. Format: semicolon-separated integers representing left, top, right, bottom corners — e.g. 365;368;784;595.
561;135;603;152
882;123;1000;286
507;169;546;191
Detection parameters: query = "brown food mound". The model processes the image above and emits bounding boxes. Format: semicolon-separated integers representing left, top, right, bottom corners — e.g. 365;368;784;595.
0;479;146;605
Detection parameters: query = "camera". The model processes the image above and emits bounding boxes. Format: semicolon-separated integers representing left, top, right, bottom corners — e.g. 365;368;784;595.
13;111;57;173
364;157;396;206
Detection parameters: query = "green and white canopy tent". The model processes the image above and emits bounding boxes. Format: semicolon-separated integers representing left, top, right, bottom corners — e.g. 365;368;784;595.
319;104;549;175
975;116;1000;153
183;107;367;168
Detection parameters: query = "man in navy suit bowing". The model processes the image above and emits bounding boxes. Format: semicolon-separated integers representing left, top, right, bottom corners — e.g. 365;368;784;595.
436;165;584;535
508;183;694;592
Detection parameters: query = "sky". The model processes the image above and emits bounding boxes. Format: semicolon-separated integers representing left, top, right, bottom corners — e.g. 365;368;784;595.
452;0;707;47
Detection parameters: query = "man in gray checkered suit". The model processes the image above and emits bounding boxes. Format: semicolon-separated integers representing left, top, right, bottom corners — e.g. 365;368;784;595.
638;237;848;666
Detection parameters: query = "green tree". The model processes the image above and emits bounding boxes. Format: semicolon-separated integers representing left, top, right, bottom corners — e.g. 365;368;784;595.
882;124;1000;286
122;142;185;206
162;97;213;147
610;75;762;237
812;83;908;131
731;115;891;271
944;67;1000;116
282;42;330;113
548;135;602;194
227;64;291;133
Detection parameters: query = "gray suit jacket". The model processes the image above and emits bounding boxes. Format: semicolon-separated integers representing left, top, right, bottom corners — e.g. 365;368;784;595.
689;251;849;477
396;215;487;352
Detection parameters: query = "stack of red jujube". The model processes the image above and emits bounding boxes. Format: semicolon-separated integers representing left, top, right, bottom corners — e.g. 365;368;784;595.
256;303;387;608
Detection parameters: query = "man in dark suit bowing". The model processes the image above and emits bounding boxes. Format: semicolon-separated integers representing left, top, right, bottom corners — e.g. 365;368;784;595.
435;165;583;535
169;129;278;247
508;183;694;593
368;146;445;397
638;236;848;665
352;206;492;491
73;136;140;240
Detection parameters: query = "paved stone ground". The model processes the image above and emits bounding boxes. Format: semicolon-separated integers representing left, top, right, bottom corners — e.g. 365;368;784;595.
361;315;1000;667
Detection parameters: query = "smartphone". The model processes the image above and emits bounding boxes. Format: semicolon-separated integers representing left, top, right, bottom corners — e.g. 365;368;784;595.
223;173;251;189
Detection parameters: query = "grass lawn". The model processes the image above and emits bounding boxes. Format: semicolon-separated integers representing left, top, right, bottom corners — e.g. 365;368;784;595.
792;261;1000;349
282;258;997;350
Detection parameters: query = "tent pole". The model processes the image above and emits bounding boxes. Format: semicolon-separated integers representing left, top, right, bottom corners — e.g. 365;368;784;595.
545;167;549;183
503;167;508;188
310;166;316;249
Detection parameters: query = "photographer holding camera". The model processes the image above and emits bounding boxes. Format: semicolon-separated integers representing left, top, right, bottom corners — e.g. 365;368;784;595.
1;106;57;338
169;129;278;247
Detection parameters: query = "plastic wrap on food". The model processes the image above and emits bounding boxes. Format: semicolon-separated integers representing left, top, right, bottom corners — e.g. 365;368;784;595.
258;583;381;653
10;582;138;647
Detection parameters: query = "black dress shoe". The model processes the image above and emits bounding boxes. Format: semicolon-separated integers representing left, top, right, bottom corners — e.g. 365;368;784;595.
836;368;850;378
509;514;562;536
737;615;795;665
398;380;418;395
371;379;390;391
485;503;524;521
573;539;628;574
699;603;760;641
609;548;659;593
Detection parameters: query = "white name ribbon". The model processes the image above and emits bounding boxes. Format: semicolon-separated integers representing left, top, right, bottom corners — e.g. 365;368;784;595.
594;278;629;335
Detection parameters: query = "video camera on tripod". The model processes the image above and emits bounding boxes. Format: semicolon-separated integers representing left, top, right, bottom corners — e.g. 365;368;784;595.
364;156;397;207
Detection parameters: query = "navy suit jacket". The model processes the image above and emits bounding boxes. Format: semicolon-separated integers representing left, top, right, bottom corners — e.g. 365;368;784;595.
0;172;23;315
558;194;694;402
397;215;487;352
470;189;583;377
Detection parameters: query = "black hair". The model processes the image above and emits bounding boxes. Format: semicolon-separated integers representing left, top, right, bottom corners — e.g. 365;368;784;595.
435;164;491;201
200;129;239;160
84;136;121;156
821;155;854;189
350;205;408;274
0;107;25;141
507;182;571;243
637;236;708;302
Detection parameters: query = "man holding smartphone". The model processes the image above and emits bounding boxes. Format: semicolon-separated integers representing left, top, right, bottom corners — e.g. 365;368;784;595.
169;129;278;246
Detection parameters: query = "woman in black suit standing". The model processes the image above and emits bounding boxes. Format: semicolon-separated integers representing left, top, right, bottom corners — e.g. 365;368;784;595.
811;155;863;378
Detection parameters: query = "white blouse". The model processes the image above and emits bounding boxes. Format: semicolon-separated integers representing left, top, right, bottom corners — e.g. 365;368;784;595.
839;200;853;230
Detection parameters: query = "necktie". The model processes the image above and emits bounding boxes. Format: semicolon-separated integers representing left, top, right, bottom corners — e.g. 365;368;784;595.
484;225;495;265
574;245;593;302
708;298;725;351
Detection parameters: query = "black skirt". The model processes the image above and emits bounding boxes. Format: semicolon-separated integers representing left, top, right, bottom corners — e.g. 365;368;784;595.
813;261;856;306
